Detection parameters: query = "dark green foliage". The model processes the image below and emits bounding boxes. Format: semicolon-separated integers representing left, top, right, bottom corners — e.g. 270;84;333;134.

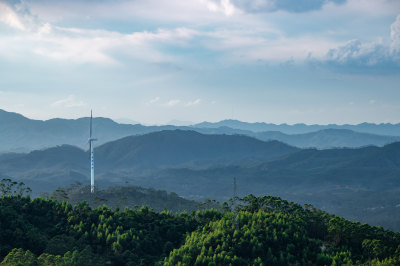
44;235;76;255
1;194;399;265
1;248;37;266
0;178;31;197
0;194;219;265
60;183;210;213
164;211;320;265
164;195;400;265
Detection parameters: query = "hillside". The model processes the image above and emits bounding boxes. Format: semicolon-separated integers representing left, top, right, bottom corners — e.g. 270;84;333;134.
1;109;399;153
0;109;176;153
95;130;298;170
253;129;400;148
0;194;399;265
137;142;400;195
51;183;211;213
0;130;298;192
135;142;400;230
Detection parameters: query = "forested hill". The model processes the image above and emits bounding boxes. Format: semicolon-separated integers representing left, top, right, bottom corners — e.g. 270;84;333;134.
50;183;212;213
0;130;297;189
95;130;298;170
0;194;399;265
121;141;400;231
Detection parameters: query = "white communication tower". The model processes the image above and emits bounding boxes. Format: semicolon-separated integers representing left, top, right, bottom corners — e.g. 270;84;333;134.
88;110;97;193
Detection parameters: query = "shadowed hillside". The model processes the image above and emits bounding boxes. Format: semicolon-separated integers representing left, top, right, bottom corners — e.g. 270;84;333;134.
254;128;400;148
0;130;298;192
95;130;298;170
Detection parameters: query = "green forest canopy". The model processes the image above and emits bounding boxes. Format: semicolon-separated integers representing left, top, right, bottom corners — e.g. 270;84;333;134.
1;186;400;265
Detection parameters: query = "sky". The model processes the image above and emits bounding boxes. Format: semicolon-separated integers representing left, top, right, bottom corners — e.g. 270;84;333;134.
0;0;399;125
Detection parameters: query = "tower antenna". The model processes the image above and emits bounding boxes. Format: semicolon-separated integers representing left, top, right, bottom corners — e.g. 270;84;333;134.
88;110;97;193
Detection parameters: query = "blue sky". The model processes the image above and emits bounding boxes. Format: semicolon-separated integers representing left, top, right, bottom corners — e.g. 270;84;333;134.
0;0;399;125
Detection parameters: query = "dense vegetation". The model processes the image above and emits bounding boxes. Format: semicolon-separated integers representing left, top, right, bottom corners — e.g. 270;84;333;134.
47;183;216;213
1;130;400;231
1;181;399;265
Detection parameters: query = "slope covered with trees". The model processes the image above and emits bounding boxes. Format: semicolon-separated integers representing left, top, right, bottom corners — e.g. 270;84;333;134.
48;183;212;213
1;189;399;265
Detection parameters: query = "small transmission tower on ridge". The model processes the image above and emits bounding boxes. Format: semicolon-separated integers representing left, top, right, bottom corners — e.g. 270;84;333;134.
88;110;97;193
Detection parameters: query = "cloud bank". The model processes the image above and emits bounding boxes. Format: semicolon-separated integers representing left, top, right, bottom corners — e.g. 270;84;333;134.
0;0;399;71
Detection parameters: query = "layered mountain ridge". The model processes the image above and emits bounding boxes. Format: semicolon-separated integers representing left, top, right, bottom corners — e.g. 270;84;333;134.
1;109;400;152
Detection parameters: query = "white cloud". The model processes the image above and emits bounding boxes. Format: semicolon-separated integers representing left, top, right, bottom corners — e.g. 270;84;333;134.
51;95;87;108
207;30;341;62
391;14;400;54
0;24;198;64
0;0;399;68
369;99;376;104
42;26;197;64
322;14;400;68
0;2;199;64
166;99;181;107
185;99;201;106
202;0;237;16
26;0;240;25
38;23;52;35
326;39;378;64
0;2;25;30
148;97;161;104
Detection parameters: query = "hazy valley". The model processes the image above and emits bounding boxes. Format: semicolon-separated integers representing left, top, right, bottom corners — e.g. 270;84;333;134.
1;110;400;232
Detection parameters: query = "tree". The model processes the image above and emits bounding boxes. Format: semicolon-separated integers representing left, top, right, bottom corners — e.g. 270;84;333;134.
51;188;69;202
0;248;37;266
0;179;31;197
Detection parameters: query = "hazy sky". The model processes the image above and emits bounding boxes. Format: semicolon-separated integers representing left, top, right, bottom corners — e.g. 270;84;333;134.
0;0;400;125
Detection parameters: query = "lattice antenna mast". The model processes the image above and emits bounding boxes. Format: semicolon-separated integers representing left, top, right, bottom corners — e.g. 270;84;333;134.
88;110;97;193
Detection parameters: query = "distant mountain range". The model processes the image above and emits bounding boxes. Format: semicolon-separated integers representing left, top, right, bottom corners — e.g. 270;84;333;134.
252;128;400;148
0;109;170;152
1;109;400;153
0;129;400;230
